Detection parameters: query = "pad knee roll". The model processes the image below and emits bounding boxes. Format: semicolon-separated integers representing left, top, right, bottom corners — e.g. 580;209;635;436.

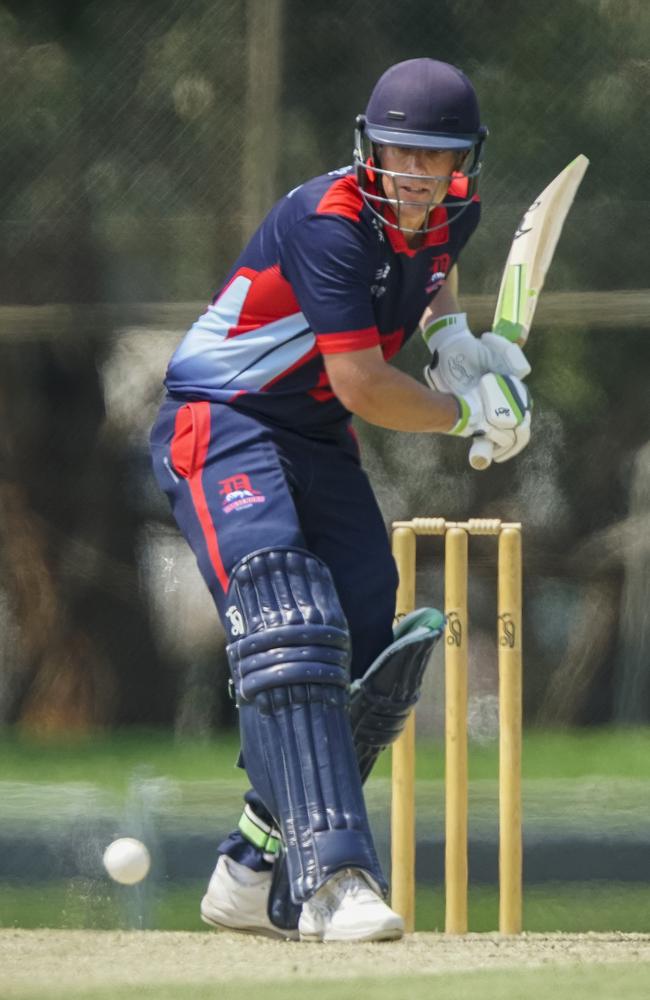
225;547;351;701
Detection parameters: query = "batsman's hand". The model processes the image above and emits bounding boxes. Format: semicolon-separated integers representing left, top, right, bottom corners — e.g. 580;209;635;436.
422;313;531;395
448;373;532;465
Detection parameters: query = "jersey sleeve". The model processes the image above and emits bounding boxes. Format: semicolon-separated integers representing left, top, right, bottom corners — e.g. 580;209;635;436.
278;214;380;354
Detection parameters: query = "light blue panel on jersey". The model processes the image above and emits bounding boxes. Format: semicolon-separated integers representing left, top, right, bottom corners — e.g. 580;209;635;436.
226;546;386;903
166;273;315;394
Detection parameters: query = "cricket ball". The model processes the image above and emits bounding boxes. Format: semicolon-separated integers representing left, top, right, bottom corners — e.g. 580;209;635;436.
102;837;151;885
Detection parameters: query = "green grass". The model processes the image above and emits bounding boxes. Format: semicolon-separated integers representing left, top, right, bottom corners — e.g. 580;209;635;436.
378;726;650;782
417;883;650;934
0;728;243;791
0;881;207;933
0;880;123;931
1;726;649;937
3;881;650;934
1;726;648;790
4;963;650;1000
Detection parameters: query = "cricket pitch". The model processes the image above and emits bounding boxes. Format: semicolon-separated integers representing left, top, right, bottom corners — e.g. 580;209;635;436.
2;929;650;1000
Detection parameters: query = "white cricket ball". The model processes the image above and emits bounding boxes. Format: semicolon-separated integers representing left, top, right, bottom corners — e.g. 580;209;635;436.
102;837;151;885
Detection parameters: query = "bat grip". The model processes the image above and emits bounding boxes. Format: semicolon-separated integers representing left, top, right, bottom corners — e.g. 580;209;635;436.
469;437;493;471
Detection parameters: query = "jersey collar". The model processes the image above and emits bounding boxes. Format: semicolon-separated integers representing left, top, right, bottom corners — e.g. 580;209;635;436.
383;204;450;256
366;178;450;255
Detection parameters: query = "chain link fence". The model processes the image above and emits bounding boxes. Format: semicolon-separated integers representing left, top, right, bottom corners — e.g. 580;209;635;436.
1;1;649;730
1;0;649;304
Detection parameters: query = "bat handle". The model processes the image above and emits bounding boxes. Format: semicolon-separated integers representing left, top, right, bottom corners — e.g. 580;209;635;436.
469;437;493;471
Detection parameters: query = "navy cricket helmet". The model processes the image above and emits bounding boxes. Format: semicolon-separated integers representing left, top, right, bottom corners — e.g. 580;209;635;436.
354;58;488;234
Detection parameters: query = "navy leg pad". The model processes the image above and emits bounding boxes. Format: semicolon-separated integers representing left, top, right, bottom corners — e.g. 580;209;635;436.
267;606;444;932
226;547;386;903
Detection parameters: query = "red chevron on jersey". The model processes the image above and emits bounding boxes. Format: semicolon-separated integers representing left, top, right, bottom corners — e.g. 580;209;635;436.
165;164;480;431
316;174;364;221
228;264;301;337
308;369;335;402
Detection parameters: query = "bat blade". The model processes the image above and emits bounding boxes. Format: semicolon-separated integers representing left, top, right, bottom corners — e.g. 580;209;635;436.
468;153;589;471
492;153;590;345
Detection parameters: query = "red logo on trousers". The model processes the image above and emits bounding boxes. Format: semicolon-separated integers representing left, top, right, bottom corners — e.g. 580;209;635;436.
218;473;266;514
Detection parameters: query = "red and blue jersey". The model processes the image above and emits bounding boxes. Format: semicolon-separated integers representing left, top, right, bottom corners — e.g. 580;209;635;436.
165;165;480;432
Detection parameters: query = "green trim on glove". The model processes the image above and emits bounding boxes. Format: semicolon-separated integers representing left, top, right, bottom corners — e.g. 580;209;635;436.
393;607;445;641
421;314;456;347
449;394;470;435
495;374;524;422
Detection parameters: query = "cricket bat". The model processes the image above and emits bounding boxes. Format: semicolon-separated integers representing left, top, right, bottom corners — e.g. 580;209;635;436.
469;153;590;470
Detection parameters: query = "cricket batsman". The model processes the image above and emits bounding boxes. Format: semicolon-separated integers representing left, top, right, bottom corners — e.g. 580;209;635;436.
150;58;531;942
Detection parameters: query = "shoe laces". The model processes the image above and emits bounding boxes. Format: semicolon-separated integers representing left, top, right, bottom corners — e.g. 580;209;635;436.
332;869;378;903
307;868;380;917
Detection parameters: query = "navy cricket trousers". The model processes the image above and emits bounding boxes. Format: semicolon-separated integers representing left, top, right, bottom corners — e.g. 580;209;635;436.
150;397;398;680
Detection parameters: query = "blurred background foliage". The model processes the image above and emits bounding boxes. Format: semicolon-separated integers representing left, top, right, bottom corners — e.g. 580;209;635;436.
0;0;648;733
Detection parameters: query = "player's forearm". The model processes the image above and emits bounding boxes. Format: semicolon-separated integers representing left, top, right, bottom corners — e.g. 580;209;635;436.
333;358;459;433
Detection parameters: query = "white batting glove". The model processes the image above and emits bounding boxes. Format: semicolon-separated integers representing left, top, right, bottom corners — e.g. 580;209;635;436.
447;373;532;461
422;313;531;395
473;373;532;464
491;413;531;463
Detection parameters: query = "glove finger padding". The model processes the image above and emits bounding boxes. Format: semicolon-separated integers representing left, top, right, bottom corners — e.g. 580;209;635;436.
422;314;531;395
449;372;531;442
478;332;531;381
491;413;531;463
478;372;531;432
470;373;532;465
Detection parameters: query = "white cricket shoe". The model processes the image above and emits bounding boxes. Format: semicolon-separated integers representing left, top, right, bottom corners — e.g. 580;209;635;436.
200;855;298;940
298;868;404;943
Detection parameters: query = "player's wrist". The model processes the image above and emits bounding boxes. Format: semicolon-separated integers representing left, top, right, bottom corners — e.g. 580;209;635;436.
420;312;470;351
431;392;467;435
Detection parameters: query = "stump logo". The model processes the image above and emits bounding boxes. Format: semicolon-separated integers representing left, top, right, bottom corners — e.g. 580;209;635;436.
219;473;266;514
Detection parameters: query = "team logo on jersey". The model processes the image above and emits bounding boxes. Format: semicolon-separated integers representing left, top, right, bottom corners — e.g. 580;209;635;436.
219;473;266;514
426;253;452;294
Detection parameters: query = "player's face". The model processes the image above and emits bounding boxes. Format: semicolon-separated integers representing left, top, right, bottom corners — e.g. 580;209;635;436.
379;145;459;229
